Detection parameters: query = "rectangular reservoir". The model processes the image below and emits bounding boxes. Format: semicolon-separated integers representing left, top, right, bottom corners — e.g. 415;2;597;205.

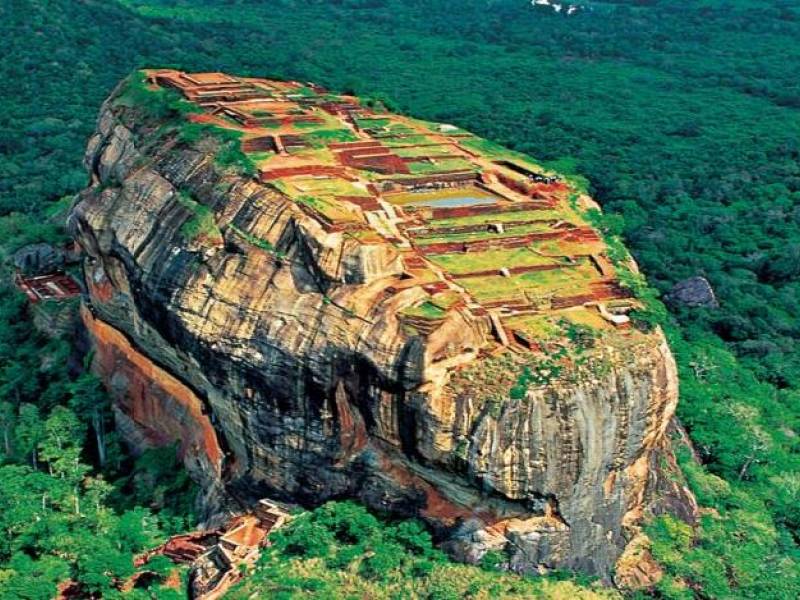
386;186;502;208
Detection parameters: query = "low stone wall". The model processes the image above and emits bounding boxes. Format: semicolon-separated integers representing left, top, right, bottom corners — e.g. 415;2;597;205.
419;200;549;220
259;165;352;180
416;229;574;255
454;263;564;279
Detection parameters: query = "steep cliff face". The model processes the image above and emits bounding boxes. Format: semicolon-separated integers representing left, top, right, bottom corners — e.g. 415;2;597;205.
69;72;694;579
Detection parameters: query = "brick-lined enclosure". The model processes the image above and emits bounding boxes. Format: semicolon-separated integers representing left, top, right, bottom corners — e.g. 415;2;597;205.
550;281;631;310
453;263;565;279
336;195;381;210
15;273;81;302
145;69;637;352
413;227;598;255
336;143;410;174
383;172;478;190
259;165;354;181
406;219;560;237
242;136;278;153
404;199;550;221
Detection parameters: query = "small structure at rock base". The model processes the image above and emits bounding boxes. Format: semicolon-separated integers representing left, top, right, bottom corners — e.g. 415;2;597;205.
13;243;83;314
135;530;222;567
15;272;81;303
128;500;289;600
189;500;289;600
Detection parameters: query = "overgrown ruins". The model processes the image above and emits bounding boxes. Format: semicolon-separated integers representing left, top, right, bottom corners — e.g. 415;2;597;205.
149;69;637;341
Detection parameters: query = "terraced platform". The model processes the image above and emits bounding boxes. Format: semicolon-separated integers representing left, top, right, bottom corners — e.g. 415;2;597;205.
146;70;637;349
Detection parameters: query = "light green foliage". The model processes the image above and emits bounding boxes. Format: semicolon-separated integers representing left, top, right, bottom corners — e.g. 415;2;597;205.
302;128;358;146
296;194;322;210
266;501;444;582
229;223;276;253
115;71;201;121
402;301;447;320
0;270;195;596
227;501;615;599
407;157;475;175
0;443;164;597
177;192;221;242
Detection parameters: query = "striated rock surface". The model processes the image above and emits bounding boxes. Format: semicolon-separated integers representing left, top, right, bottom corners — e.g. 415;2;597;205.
69;71;694;580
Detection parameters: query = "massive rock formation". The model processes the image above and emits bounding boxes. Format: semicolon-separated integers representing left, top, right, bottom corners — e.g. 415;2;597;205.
69;71;694;580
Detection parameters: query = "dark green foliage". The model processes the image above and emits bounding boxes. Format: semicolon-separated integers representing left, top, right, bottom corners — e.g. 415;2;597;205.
213;130;257;176
269;501;443;582
184;124;256;176
177;191;221;242
229;224;275;252
509;359;564;400
509;367;531;400
2;0;800;596
117;74;256;177
111;444;199;535
560;319;598;351
646;326;800;597
479;549;506;572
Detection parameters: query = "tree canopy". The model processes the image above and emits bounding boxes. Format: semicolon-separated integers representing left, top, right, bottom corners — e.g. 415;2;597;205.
1;0;800;596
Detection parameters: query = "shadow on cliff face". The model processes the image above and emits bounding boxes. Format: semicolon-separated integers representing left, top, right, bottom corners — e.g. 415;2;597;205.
395;337;426;457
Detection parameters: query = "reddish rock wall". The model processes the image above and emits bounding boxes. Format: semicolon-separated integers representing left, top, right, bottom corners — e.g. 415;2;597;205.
83;307;223;474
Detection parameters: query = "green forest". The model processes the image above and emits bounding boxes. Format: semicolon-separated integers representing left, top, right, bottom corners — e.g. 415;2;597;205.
1;0;799;597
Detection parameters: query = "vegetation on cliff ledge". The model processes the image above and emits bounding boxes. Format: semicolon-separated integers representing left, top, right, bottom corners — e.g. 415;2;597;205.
115;72;257;177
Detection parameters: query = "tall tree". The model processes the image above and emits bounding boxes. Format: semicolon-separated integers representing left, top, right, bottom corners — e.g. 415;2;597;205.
0;401;14;457
39;407;88;514
68;373;111;467
14;404;43;469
